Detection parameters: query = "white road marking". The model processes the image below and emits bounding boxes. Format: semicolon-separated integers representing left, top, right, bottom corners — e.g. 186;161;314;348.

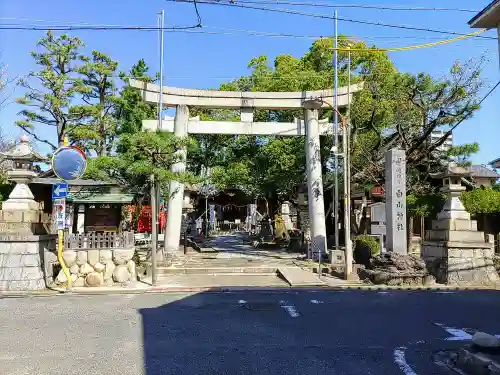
434;291;456;294
378;291;390;295
435;323;500;341
310;299;323;304
279;300;300;318
393;347;418;375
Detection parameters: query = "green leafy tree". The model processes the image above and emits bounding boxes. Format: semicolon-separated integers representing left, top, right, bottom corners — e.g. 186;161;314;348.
114;59;158;137
193;37;483;205
73;51;119;156
16;31;88;149
85;60;197;197
85;131;195;192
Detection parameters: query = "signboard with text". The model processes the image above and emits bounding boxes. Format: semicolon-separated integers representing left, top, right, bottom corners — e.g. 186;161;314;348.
53;198;66;231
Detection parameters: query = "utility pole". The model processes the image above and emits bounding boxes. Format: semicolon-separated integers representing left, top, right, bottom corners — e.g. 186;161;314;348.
344;48;353;278
151;9;165;286
158;10;169;253
150;172;157;286
333;10;340;254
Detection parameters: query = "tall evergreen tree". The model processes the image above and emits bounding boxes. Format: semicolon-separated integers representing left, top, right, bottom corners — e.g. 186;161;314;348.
16;31;88;149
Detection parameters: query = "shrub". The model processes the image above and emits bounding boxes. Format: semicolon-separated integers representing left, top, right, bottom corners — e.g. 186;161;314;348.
354;234;381;266
461;188;500;214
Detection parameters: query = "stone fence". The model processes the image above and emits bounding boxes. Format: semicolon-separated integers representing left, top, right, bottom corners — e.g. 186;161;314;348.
46;231;136;288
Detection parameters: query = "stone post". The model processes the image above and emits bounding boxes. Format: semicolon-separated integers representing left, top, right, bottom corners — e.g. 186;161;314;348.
385;148;407;254
303;100;327;259
164;105;189;254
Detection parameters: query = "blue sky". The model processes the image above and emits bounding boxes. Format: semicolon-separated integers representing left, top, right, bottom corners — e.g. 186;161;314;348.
0;0;498;165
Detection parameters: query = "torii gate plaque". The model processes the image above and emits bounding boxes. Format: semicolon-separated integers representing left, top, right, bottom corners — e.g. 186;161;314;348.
131;80;362;258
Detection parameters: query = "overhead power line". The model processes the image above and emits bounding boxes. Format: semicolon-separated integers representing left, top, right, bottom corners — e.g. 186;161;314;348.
3;17;495;42
169;0;497;40
215;0;480;13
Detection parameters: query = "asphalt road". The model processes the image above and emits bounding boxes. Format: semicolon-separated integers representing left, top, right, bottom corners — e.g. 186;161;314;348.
0;289;499;375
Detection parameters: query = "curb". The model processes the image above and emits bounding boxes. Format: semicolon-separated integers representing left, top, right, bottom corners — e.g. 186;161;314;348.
1;283;500;298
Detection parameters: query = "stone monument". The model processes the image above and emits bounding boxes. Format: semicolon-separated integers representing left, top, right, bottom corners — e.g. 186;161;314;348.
385;148;407;254
0;135;55;291
422;163;499;285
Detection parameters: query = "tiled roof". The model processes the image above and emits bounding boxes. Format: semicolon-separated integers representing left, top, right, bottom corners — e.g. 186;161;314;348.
469;164;500;178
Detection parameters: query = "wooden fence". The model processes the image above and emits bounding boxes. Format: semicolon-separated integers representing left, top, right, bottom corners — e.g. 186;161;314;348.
64;231;135;250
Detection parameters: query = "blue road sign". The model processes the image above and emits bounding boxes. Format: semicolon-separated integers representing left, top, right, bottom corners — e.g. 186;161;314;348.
52;182;68;200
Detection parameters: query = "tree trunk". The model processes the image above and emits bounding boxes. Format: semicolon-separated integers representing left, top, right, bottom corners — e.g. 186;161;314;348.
99;87;107;156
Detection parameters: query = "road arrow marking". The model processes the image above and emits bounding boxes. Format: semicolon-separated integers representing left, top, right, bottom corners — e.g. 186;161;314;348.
434;323;500;341
280;300;300;318
394;347;418;375
310;300;323;304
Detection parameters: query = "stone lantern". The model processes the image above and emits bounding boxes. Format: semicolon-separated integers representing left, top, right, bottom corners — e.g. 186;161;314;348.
422;163;499;285
432;162;470;221
0;135;50;292
0;135;47;211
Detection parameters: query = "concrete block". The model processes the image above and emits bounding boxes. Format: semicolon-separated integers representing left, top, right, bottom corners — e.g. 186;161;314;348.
422;245;445;258
1;211;23;223
0;253;40;268
432;219;471;230
21;210;41;223
0;279;45;291
330;249;345;264
0;266;43;281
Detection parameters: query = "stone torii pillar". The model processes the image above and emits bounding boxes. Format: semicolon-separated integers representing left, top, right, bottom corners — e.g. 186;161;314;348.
304;99;327;257
164;105;189;254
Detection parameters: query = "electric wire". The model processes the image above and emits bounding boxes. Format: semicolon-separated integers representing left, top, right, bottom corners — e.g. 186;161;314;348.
168;0;497;40
3;17;496;42
1;21;493;52
211;0;480;13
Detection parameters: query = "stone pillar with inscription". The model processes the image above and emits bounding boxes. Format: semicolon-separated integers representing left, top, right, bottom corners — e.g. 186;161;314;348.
385;148;407;254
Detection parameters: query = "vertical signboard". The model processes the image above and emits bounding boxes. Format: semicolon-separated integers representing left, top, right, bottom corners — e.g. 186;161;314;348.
53;198;66;231
209;204;215;227
385;148;407;254
249;204;257;225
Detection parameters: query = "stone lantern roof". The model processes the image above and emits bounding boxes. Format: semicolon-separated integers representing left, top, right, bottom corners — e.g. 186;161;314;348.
0;135;47;162
429;162;470;180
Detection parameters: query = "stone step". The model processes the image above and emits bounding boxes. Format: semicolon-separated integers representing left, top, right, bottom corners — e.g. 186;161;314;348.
156;266;278;275
427;229;486;243
277;267;326;287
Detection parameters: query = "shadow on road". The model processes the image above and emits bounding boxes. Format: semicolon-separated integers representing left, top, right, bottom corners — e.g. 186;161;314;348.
138;288;500;375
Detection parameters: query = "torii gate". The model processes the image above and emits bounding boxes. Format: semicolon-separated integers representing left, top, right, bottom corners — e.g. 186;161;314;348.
130;80;362;258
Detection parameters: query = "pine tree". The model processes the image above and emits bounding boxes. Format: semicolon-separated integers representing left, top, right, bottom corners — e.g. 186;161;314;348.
16;31;88;149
